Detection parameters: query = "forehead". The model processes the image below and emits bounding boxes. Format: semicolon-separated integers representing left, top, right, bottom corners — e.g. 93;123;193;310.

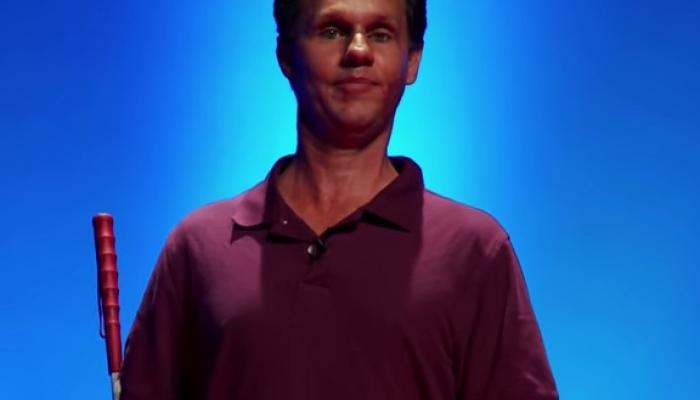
303;0;406;24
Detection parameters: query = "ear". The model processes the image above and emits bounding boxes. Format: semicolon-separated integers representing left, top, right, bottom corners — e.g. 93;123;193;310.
405;46;423;85
276;36;293;80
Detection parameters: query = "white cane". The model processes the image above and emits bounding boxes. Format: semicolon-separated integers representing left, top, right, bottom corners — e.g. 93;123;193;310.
93;213;123;400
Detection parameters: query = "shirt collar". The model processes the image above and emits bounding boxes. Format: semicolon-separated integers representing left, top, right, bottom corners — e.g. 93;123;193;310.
231;155;424;234
361;156;424;231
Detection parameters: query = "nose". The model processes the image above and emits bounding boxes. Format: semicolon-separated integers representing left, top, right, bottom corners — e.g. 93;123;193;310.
341;33;374;67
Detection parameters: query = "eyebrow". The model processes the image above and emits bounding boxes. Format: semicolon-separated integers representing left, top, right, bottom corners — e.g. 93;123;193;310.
312;10;399;29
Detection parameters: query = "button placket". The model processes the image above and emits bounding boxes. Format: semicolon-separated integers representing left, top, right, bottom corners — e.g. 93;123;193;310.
301;233;335;287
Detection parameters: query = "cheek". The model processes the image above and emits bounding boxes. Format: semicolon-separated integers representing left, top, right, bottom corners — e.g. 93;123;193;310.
300;46;340;79
378;52;409;82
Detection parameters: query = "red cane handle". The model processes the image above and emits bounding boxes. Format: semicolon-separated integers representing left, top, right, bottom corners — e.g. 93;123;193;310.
93;213;123;374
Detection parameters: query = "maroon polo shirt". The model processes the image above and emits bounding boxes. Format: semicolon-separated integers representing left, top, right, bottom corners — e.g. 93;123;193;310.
120;156;558;400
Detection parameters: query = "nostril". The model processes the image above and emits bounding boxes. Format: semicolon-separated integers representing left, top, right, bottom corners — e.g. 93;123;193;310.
341;51;373;67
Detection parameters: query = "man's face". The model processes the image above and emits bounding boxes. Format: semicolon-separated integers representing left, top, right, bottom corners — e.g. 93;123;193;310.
278;0;422;147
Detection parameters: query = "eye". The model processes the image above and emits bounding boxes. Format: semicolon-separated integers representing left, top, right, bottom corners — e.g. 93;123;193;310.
370;30;393;43
320;27;343;40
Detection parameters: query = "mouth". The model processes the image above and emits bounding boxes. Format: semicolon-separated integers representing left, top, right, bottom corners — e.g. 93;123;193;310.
335;77;378;94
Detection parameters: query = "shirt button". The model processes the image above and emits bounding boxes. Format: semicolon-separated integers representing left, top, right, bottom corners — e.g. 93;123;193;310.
306;244;316;257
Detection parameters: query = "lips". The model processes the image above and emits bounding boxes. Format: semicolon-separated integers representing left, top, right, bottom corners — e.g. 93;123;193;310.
335;76;378;93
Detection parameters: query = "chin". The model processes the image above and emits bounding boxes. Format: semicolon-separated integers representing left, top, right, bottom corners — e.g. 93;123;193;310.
337;114;375;127
332;103;387;128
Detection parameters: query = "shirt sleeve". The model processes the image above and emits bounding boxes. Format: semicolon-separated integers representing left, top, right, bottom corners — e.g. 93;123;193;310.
459;237;558;400
119;232;192;400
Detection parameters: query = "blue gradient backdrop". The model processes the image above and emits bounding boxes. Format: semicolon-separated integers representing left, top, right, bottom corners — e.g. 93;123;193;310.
1;1;698;399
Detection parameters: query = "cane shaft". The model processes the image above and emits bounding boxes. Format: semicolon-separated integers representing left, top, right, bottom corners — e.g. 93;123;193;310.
111;372;122;400
93;213;123;375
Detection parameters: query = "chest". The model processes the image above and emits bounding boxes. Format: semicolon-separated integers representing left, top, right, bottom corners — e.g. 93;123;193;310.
195;229;476;350
187;229;482;397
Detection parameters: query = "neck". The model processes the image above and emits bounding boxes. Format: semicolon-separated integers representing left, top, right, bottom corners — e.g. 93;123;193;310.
276;122;398;235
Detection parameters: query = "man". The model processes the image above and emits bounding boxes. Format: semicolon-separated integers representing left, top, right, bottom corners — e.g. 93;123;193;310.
120;0;559;399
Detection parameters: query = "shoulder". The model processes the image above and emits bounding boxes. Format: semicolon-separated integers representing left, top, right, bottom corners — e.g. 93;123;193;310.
422;189;510;256
167;181;266;250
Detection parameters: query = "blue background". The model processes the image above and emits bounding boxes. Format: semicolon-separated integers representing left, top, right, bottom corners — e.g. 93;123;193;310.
1;1;698;398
